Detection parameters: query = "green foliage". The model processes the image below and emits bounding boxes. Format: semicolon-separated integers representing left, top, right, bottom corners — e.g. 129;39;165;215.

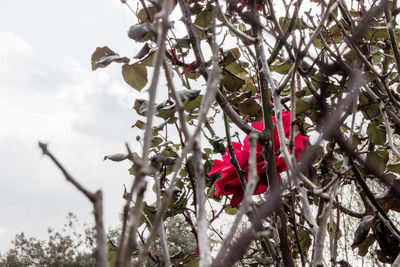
122;63;148;91
140;215;198;267
0;213;96;267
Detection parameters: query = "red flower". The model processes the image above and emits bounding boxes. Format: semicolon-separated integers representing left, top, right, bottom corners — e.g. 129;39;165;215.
209;111;308;207
233;0;265;11
183;61;197;73
168;49;180;65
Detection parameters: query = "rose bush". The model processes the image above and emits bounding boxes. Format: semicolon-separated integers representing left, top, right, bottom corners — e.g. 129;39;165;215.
209;111;308;207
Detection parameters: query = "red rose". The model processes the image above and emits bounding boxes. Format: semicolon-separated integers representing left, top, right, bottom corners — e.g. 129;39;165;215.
209;111;308;207
233;0;265;11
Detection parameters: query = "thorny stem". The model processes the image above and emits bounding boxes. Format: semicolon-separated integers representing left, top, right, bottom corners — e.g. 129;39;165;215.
153;170;171;266
192;143;211;267
385;1;400;75
213;133;259;264
223;112;246;190
290;191;306;267
163;59;190;140
251;1;294;266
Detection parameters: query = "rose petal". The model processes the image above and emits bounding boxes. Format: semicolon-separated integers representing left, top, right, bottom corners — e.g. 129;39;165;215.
209;159;225;175
230;190;244;207
210;111;308;207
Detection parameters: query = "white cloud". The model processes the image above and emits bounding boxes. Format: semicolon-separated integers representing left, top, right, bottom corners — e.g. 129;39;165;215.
0;31;141;253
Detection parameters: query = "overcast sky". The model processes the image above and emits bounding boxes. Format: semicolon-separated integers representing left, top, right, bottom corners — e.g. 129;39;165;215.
0;0;149;252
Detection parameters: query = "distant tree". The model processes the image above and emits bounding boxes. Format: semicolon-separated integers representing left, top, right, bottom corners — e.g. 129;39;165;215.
0;213;96;267
0;214;200;267
138;215;199;267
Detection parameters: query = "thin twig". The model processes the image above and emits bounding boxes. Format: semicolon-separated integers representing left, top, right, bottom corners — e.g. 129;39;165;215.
312;177;339;266
214;0;256;43
380;101;400;160
38;142;108;267
213;133;259;264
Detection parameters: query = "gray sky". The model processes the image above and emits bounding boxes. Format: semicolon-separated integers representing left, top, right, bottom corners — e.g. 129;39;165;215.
0;0;146;252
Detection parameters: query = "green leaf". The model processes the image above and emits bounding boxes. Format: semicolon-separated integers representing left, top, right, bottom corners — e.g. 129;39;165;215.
127;24;151;42
185;71;202;80
184;95;203;111
223;69;245;92
132;119;145;129
108;240;118;267
367;121;386;145
178;89;201;101
270;60;293;74
371;54;382;64
329;24;343;41
297;229;312;252
141;201;157;227
279;17;310;31
91;46;129;70
344;51;359;62
239;98;261;116
327;221;342;239
137;7;156;23
367;151;389;172
360;96;380;118
194;10;213;38
151;137;163;148
357;234;375;256
204;148;212;156
133;99;150;116
352;215;374;249
103;153;128;162
313;36;323;49
220;48;241;66
210;137;226;155
364;27;389;40
141;51;155;67
225;62;245;75
296;96;315;115
352;135;361;149
161;146;178;158
364;71;377;83
175;38;192;49
224;205;238;215
388;164;400;174
157;104;176;120
134;43;150;59
122;63;148;91
179;168;188;178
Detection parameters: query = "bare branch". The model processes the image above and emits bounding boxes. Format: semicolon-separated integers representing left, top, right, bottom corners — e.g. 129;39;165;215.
193;143;211;267
214;0;256;43
38;142;108;267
